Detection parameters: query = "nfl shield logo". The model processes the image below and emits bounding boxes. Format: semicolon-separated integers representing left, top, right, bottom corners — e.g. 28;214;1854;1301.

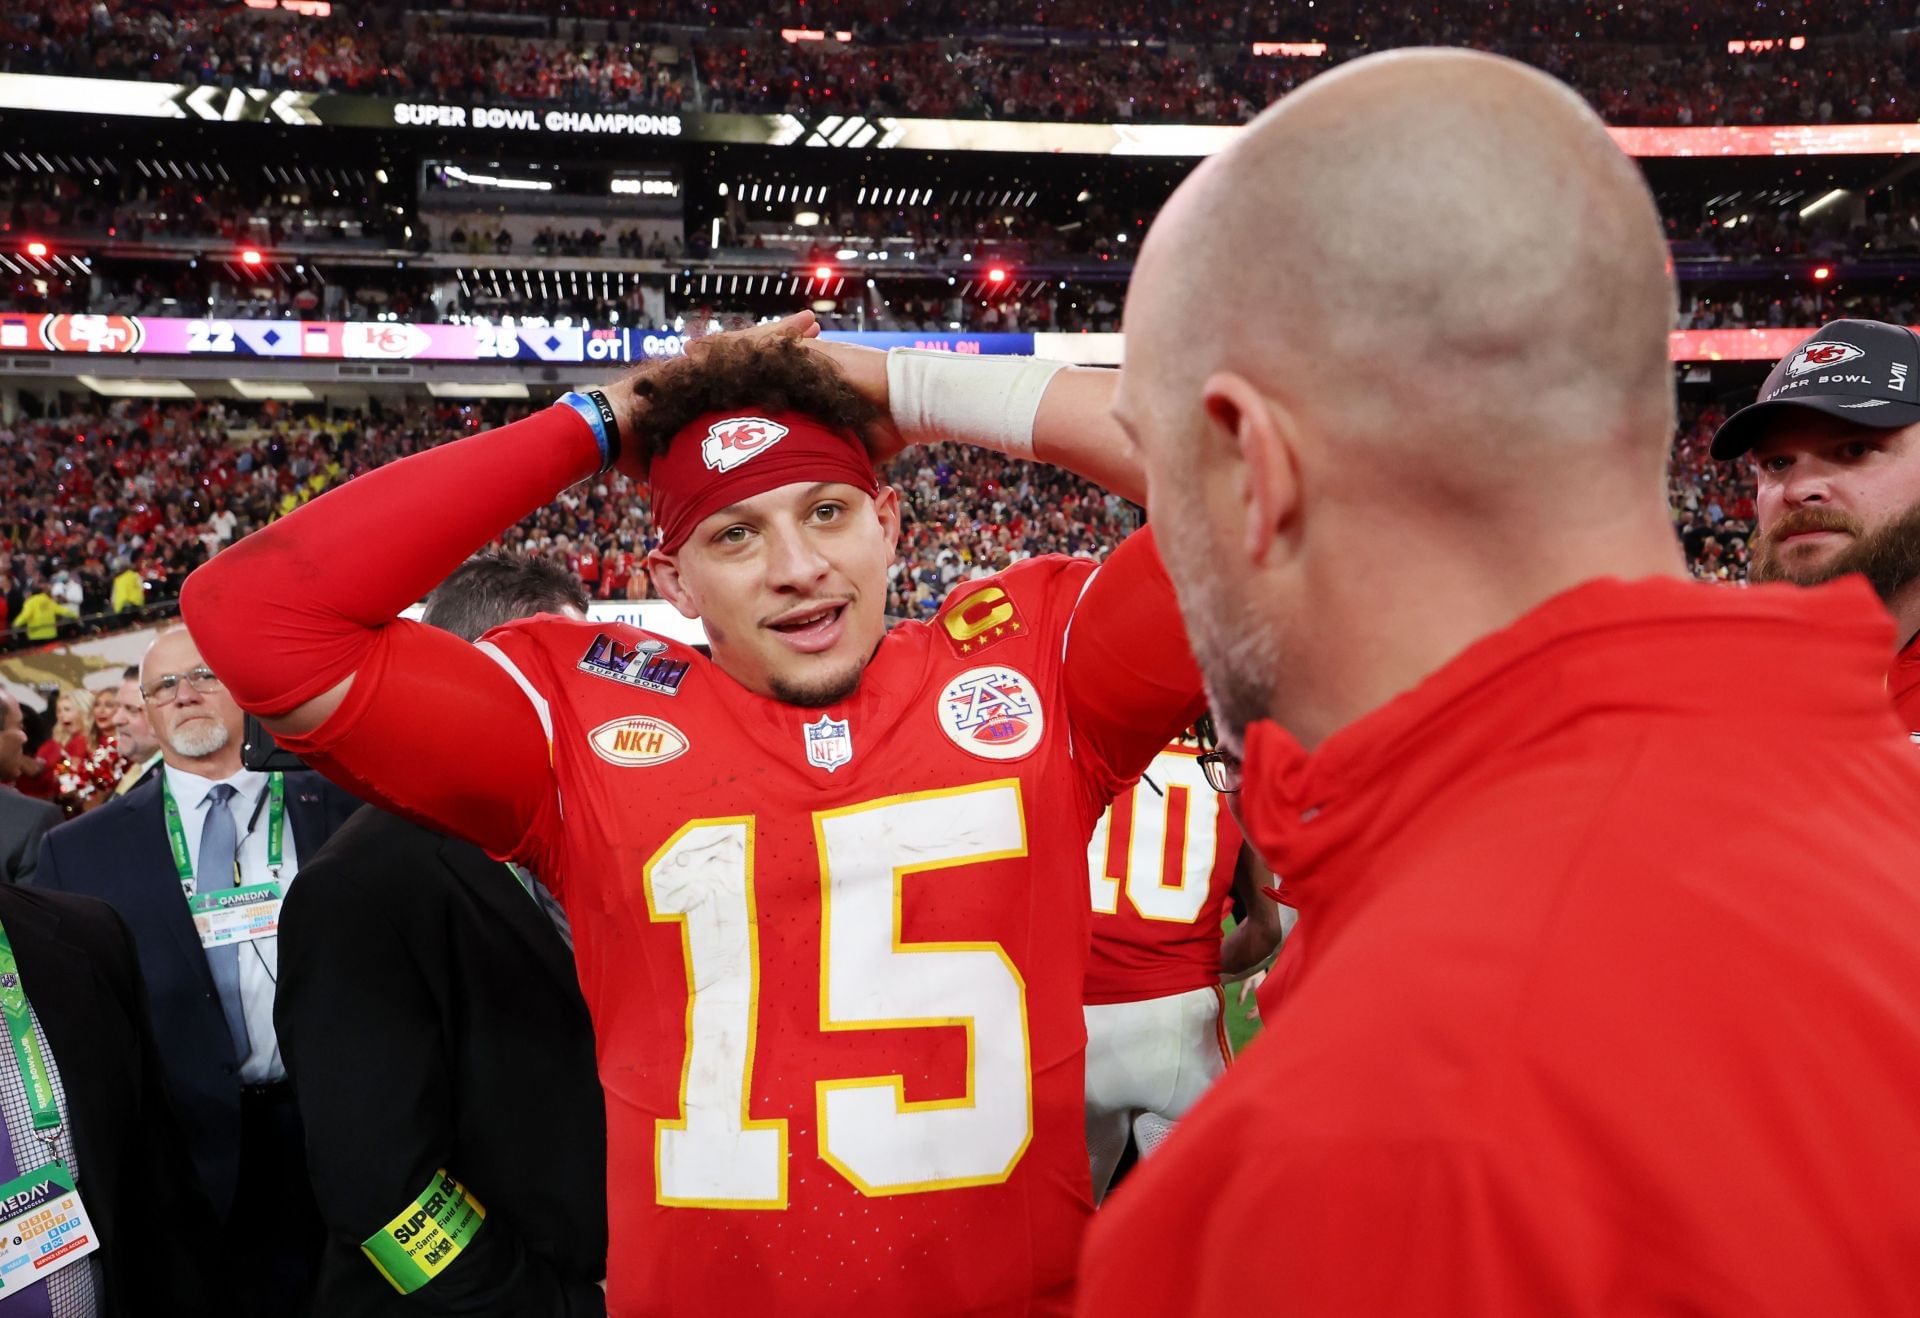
803;714;853;773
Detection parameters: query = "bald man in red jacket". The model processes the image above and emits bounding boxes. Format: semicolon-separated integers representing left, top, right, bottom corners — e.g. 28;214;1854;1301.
1083;47;1920;1317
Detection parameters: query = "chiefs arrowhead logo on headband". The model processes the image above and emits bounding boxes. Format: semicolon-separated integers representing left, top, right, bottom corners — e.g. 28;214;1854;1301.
651;408;880;553
701;416;790;472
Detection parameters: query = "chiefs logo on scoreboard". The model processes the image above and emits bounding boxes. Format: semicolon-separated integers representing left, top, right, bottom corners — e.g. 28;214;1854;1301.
701;417;789;472
39;315;145;354
342;321;433;360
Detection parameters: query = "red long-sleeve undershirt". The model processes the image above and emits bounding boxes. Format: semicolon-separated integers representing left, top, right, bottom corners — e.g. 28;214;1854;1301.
182;406;601;718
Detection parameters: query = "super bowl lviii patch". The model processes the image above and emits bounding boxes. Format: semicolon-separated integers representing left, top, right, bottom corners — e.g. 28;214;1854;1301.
578;632;690;695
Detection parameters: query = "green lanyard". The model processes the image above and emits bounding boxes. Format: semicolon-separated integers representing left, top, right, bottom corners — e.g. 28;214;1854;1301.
162;772;285;897
0;920;61;1140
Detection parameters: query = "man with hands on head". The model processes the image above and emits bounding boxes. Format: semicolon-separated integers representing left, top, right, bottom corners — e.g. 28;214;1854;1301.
182;313;1204;1316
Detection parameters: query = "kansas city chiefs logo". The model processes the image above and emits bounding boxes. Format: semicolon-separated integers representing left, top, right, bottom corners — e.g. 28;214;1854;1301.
701;417;789;472
1786;341;1866;376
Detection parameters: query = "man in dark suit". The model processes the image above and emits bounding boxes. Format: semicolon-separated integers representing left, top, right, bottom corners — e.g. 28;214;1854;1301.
0;689;61;884
0;881;227;1314
277;552;607;1316
31;628;359;1316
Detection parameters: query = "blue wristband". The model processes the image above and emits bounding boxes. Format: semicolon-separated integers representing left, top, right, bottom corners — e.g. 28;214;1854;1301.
557;390;620;470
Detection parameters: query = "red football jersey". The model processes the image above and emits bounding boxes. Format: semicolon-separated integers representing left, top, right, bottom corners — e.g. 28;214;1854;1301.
1084;744;1242;1005
301;538;1201;1316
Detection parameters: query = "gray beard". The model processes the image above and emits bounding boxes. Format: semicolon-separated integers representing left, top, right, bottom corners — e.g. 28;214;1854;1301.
168;717;230;759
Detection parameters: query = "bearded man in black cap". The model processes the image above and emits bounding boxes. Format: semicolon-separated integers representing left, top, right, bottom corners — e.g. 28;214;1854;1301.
1712;318;1920;733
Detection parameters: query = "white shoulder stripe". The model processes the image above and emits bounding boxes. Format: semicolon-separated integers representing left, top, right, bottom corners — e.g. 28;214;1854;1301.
476;640;554;743
1061;562;1101;666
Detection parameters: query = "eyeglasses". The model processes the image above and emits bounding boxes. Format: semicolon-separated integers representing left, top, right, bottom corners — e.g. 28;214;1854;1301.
1197;749;1242;795
143;666;224;706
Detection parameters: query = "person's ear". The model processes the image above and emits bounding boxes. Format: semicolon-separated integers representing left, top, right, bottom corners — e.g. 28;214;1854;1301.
646;551;701;620
873;486;903;555
1200;372;1302;568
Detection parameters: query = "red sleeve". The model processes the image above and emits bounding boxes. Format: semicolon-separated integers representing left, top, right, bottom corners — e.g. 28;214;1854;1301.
270;619;559;864
1062;527;1206;796
180;405;599;862
181;406;600;716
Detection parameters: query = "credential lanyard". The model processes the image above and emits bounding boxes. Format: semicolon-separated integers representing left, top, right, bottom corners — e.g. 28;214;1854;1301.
0;921;61;1143
162;772;285;897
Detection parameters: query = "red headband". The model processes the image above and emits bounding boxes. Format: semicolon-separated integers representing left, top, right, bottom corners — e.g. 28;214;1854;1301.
649;409;880;553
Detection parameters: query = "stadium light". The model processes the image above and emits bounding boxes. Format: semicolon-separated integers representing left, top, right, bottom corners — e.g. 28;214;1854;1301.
1813;265;1833;281
240;249;263;266
987;267;1008;284
814;265;833;280
23;240;47;258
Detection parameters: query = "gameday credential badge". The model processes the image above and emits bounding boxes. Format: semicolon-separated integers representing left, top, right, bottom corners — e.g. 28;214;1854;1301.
577;632;690;695
588;716;690;767
937;666;1045;762
803;714;854;773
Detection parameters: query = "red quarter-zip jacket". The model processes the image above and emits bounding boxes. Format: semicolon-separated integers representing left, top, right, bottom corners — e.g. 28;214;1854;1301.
1078;575;1920;1317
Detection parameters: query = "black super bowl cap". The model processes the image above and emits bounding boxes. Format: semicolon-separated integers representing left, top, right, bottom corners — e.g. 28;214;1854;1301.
1710;319;1920;460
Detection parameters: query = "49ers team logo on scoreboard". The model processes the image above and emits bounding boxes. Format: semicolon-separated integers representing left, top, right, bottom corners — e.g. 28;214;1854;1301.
701;416;789;472
38;314;145;353
587;715;690;767
936;666;1045;761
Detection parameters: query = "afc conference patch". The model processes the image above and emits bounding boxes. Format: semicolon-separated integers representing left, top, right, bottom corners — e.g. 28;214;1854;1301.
804;714;854;772
937;666;1044;761
577;632;691;695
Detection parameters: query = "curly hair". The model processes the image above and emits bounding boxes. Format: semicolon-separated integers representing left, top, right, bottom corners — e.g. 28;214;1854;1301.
628;334;882;468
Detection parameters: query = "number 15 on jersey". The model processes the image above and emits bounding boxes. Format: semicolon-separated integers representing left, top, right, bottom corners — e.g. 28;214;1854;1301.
643;781;1034;1207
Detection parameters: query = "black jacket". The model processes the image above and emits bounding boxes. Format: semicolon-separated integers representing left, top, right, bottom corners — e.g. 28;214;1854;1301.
0;787;60;885
29;768;361;1216
276;806;608;1317
0;883;227;1314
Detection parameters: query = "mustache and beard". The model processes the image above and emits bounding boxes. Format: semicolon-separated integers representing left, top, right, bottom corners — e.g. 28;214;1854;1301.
1750;501;1920;602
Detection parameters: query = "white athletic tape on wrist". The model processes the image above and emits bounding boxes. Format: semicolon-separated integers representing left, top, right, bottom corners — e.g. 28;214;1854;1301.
886;348;1068;461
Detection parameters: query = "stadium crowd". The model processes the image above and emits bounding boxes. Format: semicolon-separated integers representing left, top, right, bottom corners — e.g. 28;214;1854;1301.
1;388;1759;659
5;0;1920;126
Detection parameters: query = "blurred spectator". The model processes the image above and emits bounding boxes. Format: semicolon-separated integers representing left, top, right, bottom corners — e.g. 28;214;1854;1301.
0;688;60;884
111;663;162;796
12;579;75;640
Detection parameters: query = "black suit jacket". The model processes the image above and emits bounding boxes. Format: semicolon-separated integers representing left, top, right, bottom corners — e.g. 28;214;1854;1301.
28;768;360;1218
0;883;228;1315
276;806;607;1318
0;787;61;884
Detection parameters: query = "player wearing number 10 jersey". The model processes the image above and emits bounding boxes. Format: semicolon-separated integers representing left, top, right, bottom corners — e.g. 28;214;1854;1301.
182;323;1203;1316
1082;737;1286;1201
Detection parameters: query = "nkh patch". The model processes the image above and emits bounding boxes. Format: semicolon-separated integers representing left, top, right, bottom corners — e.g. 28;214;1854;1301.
702;416;789;472
588;715;690;767
937;666;1044;761
803;714;853;772
577;632;690;695
936;583;1028;658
